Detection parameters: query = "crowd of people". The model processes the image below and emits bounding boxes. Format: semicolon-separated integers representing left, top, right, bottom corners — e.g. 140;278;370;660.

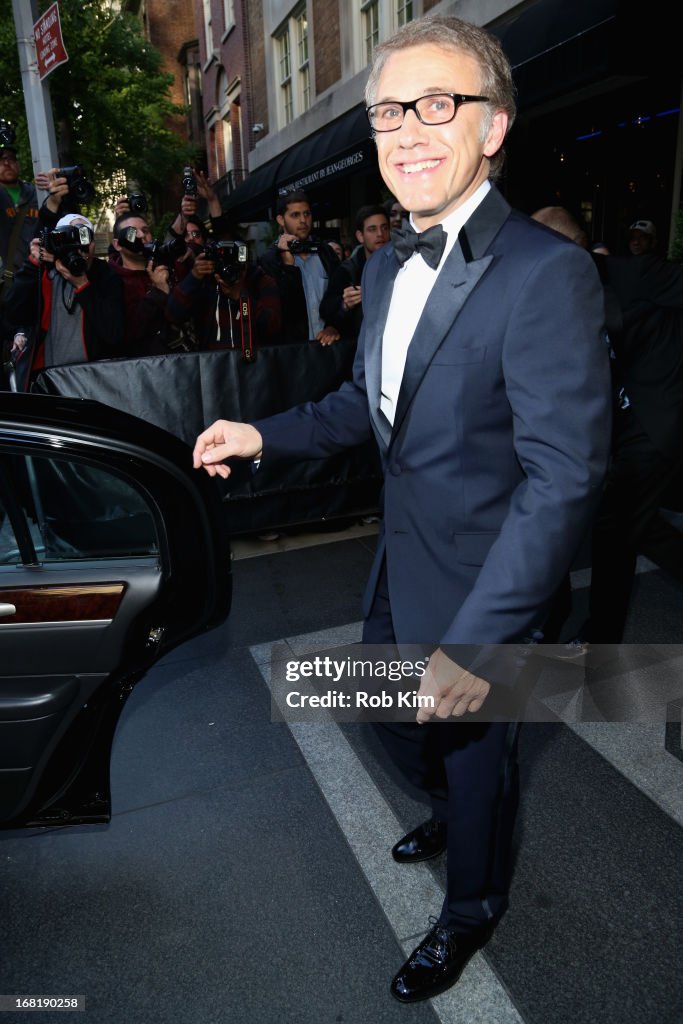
0;142;409;393
1;85;681;639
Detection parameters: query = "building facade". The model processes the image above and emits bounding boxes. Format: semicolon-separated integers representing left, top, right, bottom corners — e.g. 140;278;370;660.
191;0;682;256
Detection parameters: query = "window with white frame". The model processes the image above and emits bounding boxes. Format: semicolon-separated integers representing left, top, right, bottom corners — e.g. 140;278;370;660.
202;0;213;61
223;0;235;32
277;28;294;126
361;0;379;65
295;10;311;113
396;0;413;28
274;7;312;129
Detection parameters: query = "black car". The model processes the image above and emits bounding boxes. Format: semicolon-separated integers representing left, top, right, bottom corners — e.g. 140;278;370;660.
0;392;231;830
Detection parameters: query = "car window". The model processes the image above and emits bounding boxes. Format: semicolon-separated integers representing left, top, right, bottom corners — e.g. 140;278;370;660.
0;453;159;566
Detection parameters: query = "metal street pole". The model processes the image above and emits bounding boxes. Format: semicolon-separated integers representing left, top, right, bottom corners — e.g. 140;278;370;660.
12;0;58;203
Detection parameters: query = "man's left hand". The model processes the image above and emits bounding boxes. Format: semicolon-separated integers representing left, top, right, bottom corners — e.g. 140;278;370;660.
415;648;491;723
148;262;170;293
55;259;88;290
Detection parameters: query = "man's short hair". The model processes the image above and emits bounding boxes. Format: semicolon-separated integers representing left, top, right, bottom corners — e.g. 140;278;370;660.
276;189;310;217
531;206;588;249
355;204;389;234
364;15;516;180
113;211;149;236
185;217;207;238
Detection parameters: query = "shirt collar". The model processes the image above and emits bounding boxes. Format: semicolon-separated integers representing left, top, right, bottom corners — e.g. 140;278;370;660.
409;179;491;266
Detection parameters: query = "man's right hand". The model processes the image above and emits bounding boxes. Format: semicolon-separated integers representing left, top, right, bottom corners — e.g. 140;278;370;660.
342;285;362;310
191;256;216;279
276;233;296;265
37;169;69;214
113;196;130;218
29;237;53;265
193;420;263;479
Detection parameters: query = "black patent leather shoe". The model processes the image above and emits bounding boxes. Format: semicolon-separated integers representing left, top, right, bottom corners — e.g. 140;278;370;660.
390;922;493;1003
391;819;447;863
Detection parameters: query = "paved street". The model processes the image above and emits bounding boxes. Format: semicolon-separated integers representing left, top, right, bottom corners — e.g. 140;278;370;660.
1;524;682;1024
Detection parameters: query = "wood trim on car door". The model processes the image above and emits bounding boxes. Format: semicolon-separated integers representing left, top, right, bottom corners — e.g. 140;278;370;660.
0;583;126;623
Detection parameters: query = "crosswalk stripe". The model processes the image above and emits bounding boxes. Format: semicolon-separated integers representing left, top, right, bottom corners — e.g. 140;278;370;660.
251;624;526;1023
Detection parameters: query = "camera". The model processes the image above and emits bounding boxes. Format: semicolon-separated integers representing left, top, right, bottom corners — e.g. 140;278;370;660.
0;119;16;149
117;227;185;269
127;191;148;215
202;240;248;283
287;239;321;255
144;234;186;269
181;166;197;197
57;165;95;204
40;224;93;276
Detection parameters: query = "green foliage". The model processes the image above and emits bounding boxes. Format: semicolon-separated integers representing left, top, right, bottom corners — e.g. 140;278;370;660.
0;0;193;204
670;205;683;266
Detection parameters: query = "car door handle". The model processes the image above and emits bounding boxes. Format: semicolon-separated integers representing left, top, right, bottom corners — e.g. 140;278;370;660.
0;603;17;617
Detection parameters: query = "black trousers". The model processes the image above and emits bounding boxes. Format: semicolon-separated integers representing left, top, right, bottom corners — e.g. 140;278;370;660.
588;411;683;642
363;560;520;934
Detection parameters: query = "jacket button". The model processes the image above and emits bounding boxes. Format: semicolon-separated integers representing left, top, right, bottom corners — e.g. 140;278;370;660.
389;462;401;476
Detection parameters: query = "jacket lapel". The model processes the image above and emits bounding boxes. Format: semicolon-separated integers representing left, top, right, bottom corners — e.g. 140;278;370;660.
363;245;400;449
390;187;510;444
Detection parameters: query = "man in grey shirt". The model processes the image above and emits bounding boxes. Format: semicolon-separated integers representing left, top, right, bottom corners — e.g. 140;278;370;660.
5;213;123;390
259;190;341;345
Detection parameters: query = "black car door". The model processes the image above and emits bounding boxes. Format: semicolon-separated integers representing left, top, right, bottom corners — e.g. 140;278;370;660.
0;392;231;830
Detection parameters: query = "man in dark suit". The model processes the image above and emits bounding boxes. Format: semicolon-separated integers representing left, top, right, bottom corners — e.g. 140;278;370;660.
193;14;611;1003
582;252;683;642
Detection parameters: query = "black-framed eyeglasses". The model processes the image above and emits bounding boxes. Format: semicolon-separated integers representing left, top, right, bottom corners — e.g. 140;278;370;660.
366;93;490;132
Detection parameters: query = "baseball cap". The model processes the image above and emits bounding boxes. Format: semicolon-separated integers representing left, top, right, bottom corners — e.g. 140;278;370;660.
0;146;18;158
629;220;656;236
56;213;95;232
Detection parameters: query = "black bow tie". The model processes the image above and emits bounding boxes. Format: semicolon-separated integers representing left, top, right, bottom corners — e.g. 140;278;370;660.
391;223;447;270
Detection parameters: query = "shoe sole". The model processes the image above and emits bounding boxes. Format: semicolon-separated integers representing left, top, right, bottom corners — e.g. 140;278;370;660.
391;845;447;864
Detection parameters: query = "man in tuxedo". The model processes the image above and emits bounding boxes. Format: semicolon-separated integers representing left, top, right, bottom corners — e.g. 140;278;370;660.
193;14;611;1003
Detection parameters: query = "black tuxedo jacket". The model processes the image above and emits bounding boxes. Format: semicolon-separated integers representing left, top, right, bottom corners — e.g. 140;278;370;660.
256;187;611;648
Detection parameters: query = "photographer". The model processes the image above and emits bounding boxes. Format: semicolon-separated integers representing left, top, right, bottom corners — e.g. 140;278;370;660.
167;168;233;241
259;190;341;345
109;211;180;355
165;240;282;351
320;204;390;341
33;165;95;233
0;122;40;307
171;216;209;286
4;213;123;391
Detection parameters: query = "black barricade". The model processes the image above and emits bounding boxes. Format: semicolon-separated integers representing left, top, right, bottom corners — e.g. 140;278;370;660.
33;343;382;534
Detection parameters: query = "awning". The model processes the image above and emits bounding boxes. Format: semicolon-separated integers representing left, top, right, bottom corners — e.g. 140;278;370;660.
276;104;375;192
225;104;376;221
491;0;620;107
221;153;285;222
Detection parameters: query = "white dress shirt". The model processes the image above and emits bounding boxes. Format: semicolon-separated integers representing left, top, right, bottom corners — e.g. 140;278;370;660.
380;180;491;426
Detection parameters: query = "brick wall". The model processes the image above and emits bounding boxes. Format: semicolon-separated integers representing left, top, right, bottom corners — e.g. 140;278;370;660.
245;0;268;149
145;0;197;115
312;0;341;95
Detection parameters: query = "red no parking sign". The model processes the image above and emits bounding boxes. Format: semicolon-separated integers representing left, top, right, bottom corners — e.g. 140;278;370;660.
33;2;69;81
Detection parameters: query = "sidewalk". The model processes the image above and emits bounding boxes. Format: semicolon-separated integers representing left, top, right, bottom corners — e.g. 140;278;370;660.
1;532;681;1023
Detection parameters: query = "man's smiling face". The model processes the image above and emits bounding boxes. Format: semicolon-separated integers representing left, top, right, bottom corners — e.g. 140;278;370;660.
373;44;506;230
